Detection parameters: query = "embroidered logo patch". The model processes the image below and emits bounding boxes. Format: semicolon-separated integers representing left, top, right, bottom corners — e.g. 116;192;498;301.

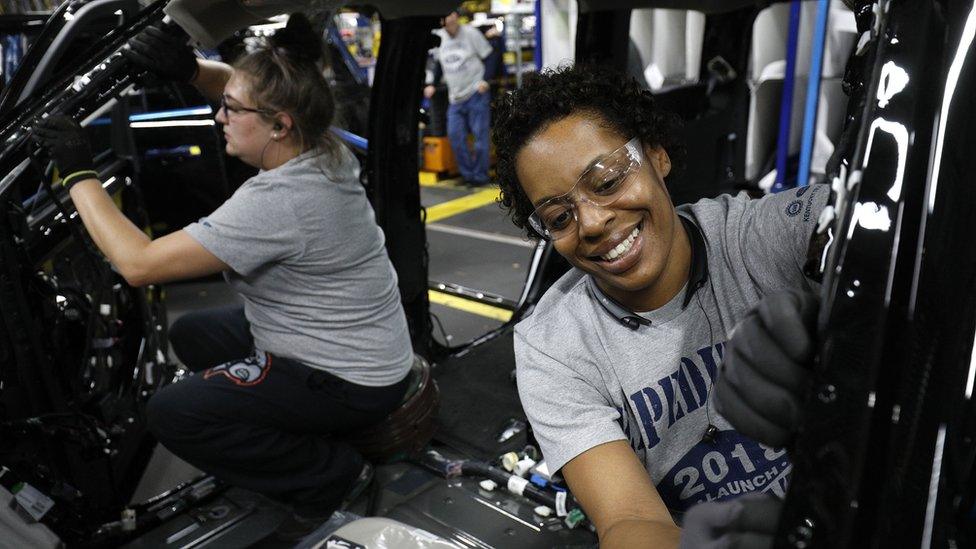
786;200;803;217
204;353;272;386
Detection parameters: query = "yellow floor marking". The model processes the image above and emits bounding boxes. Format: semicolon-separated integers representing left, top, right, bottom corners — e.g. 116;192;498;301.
419;175;464;189
419;171;443;186
425;187;501;223
428;289;513;322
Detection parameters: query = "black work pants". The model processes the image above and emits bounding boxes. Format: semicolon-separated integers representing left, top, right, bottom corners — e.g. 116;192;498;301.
148;305;408;512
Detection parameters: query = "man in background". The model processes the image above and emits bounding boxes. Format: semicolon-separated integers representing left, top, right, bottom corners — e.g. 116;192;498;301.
424;9;494;186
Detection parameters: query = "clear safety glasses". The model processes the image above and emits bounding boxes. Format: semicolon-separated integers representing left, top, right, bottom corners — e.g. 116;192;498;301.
528;136;643;240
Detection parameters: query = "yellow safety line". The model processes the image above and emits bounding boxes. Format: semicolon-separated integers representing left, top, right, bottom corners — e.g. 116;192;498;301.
425;188;500;223
419;175;464;188
428;289;513;322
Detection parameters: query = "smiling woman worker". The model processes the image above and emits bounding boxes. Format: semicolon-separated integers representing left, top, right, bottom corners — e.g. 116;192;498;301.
31;15;412;539
494;65;828;547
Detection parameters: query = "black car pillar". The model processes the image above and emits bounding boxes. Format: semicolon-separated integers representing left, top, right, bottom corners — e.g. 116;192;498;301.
366;15;441;359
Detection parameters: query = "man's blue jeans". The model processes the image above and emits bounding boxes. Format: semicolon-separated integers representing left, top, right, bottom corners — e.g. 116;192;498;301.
447;90;491;184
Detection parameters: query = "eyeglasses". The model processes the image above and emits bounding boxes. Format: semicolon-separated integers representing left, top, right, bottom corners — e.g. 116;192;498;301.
528;136;643;240
219;94;274;118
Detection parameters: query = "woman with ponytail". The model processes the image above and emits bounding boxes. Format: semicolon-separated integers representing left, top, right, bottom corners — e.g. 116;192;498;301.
32;14;412;539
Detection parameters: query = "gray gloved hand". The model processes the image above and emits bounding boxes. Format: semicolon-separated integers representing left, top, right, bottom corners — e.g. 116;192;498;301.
713;290;819;448
122;24;198;83
679;493;783;549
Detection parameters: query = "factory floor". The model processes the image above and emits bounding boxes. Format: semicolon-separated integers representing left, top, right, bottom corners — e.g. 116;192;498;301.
422;177;536;345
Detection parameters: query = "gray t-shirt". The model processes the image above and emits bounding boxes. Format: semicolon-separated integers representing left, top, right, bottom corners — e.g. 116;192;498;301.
432;25;492;103
515;185;828;513
184;146;413;387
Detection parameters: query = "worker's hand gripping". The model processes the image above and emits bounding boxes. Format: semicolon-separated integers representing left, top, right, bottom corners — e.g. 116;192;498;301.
680;493;783;549
123;23;199;83
713;290;819;448
32;115;95;190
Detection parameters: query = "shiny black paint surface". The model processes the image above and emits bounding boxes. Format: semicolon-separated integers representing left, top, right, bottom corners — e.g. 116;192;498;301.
779;0;976;546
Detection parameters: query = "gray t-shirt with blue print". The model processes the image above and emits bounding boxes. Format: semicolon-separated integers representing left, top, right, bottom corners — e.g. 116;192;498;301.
515;185;828;513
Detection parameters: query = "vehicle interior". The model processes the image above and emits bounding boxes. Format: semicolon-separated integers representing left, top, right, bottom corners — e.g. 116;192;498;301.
0;0;974;547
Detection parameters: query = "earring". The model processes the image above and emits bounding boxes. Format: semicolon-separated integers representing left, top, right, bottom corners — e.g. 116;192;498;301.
272;132;279;139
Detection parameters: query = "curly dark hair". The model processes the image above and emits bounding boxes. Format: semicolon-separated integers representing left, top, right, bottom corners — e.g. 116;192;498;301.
492;64;686;238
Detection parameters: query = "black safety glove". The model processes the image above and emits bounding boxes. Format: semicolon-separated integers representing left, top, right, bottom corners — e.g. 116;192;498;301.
122;24;198;83
31;115;96;190
679;493;783;549
713;290;819;448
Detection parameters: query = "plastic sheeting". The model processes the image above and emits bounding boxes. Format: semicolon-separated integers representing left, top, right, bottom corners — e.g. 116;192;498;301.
298;512;461;549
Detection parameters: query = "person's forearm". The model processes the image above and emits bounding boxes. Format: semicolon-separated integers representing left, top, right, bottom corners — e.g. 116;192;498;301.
191;59;233;102
67;178;152;285
602;519;681;549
